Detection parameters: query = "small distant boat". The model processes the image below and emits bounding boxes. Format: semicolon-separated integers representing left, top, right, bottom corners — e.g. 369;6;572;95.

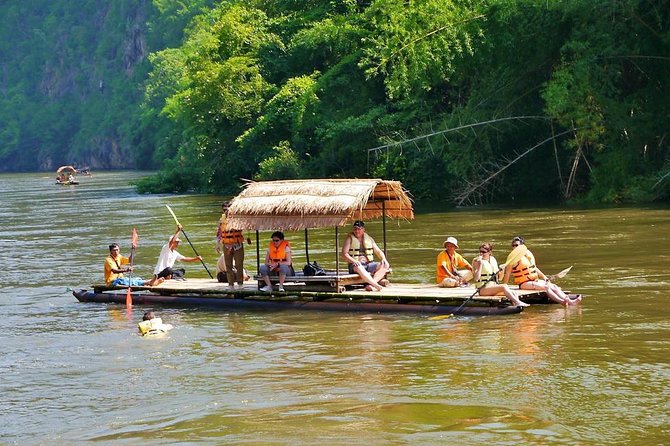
55;165;79;185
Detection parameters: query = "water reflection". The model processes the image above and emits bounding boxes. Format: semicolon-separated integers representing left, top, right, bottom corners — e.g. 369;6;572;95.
1;172;669;444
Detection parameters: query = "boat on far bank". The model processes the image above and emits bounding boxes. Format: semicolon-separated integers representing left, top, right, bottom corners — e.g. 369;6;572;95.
55;165;79;185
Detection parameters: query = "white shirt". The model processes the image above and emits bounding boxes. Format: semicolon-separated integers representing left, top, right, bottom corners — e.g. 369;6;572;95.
153;244;186;274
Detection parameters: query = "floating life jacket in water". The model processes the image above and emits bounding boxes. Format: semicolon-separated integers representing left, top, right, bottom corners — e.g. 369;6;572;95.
138;318;172;336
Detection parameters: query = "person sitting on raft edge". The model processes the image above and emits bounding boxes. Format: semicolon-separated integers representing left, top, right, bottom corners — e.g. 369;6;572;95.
501;236;582;306
436;236;474;287
472;242;529;307
104;243;163;287
341;220;390;292
138;311;173;336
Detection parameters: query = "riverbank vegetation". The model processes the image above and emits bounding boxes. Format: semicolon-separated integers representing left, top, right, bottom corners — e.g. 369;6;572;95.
2;1;669;204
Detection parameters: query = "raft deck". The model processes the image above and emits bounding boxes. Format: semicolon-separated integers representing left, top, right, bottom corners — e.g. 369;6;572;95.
91;277;548;305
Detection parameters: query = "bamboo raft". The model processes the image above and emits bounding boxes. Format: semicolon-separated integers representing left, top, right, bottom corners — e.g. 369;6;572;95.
72;277;554;316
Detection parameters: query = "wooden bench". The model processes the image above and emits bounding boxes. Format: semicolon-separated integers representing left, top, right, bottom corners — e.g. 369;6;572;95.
254;270;369;293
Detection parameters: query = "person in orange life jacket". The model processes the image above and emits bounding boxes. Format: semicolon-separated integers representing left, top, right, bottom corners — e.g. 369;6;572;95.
104;243;163;287
341;220;389;292
153;224;203;281
472;242;529;307
436;236;474;287
501;236;582;306
216;201;247;289
259;231;294;292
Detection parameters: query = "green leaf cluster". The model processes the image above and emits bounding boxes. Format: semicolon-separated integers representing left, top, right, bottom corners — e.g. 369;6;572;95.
3;0;670;204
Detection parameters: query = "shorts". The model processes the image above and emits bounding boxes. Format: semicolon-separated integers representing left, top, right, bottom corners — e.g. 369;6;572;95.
111;277;146;287
259;264;295;277
348;261;379;274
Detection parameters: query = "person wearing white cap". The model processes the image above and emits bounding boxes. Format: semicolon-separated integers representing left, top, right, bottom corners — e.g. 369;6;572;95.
153;224;203;281
436;236;474;287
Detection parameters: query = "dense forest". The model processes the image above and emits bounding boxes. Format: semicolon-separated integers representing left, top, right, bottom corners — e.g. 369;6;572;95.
1;0;669;204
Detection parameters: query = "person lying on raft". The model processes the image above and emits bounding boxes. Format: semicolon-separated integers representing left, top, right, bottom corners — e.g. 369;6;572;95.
138;311;173;336
104;243;163;287
472;242;529;307
341;220;389;292
436;236;474;287
501;236;582;306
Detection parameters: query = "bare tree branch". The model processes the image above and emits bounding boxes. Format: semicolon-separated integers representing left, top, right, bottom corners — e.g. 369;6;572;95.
453;128;576;205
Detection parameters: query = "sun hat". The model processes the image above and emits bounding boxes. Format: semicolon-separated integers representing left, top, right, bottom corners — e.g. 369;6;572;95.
443;236;459;248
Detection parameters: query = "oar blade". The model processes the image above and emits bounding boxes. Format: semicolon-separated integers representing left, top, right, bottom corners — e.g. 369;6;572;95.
126;287;132;308
505;244;528;266
429;314;454;321
554;265;573;279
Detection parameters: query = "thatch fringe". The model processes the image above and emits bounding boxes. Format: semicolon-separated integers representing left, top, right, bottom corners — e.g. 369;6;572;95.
226;179;414;230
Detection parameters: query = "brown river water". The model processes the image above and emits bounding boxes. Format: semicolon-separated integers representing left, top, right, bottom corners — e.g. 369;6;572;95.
1;171;668;445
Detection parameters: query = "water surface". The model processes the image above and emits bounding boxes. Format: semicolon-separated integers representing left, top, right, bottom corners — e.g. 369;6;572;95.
0;172;668;444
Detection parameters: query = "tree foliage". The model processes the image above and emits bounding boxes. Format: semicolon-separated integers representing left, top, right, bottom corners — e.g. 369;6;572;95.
3;0;670;203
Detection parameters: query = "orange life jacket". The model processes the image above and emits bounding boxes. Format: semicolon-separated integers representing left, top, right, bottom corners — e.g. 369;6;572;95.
512;252;539;284
269;240;290;262
218;215;245;244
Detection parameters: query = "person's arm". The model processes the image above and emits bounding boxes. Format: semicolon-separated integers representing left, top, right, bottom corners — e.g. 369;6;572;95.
457;254;473;271
341;236;356;265
183;255;203;263
172;224;182;241
372;241;389;268
264;248;275;268
502;263;514;284
110;256;132;273
283;246;292;266
472;257;483;282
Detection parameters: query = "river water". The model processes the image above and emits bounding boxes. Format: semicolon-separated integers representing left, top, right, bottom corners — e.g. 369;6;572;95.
1;171;668;445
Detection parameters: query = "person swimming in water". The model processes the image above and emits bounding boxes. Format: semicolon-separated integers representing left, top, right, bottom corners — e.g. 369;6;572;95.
138;311;173;336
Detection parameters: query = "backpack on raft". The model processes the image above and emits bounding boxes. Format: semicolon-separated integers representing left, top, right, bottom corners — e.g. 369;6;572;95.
303;261;326;276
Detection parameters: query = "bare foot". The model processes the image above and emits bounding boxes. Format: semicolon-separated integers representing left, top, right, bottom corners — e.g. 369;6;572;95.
567;295;582;305
516;301;530;307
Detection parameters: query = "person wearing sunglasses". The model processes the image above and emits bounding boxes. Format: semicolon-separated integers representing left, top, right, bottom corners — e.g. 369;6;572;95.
502;236;581;305
472;242;529;307
259;231;294;292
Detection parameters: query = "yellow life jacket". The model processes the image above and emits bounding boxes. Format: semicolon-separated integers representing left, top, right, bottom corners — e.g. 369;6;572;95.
138;318;169;336
512;252;539;284
474;256;499;288
269;240;290;262
348;233;374;261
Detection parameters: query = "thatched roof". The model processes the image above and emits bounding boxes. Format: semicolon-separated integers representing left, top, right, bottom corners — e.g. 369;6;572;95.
226;179;414;231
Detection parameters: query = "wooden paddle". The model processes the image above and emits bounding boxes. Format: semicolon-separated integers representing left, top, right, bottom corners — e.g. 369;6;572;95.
430;244;529;320
166;205;213;278
126;227;138;309
548;265;573;281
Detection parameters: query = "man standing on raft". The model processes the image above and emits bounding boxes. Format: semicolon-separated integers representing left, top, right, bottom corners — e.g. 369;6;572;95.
342;220;390;291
